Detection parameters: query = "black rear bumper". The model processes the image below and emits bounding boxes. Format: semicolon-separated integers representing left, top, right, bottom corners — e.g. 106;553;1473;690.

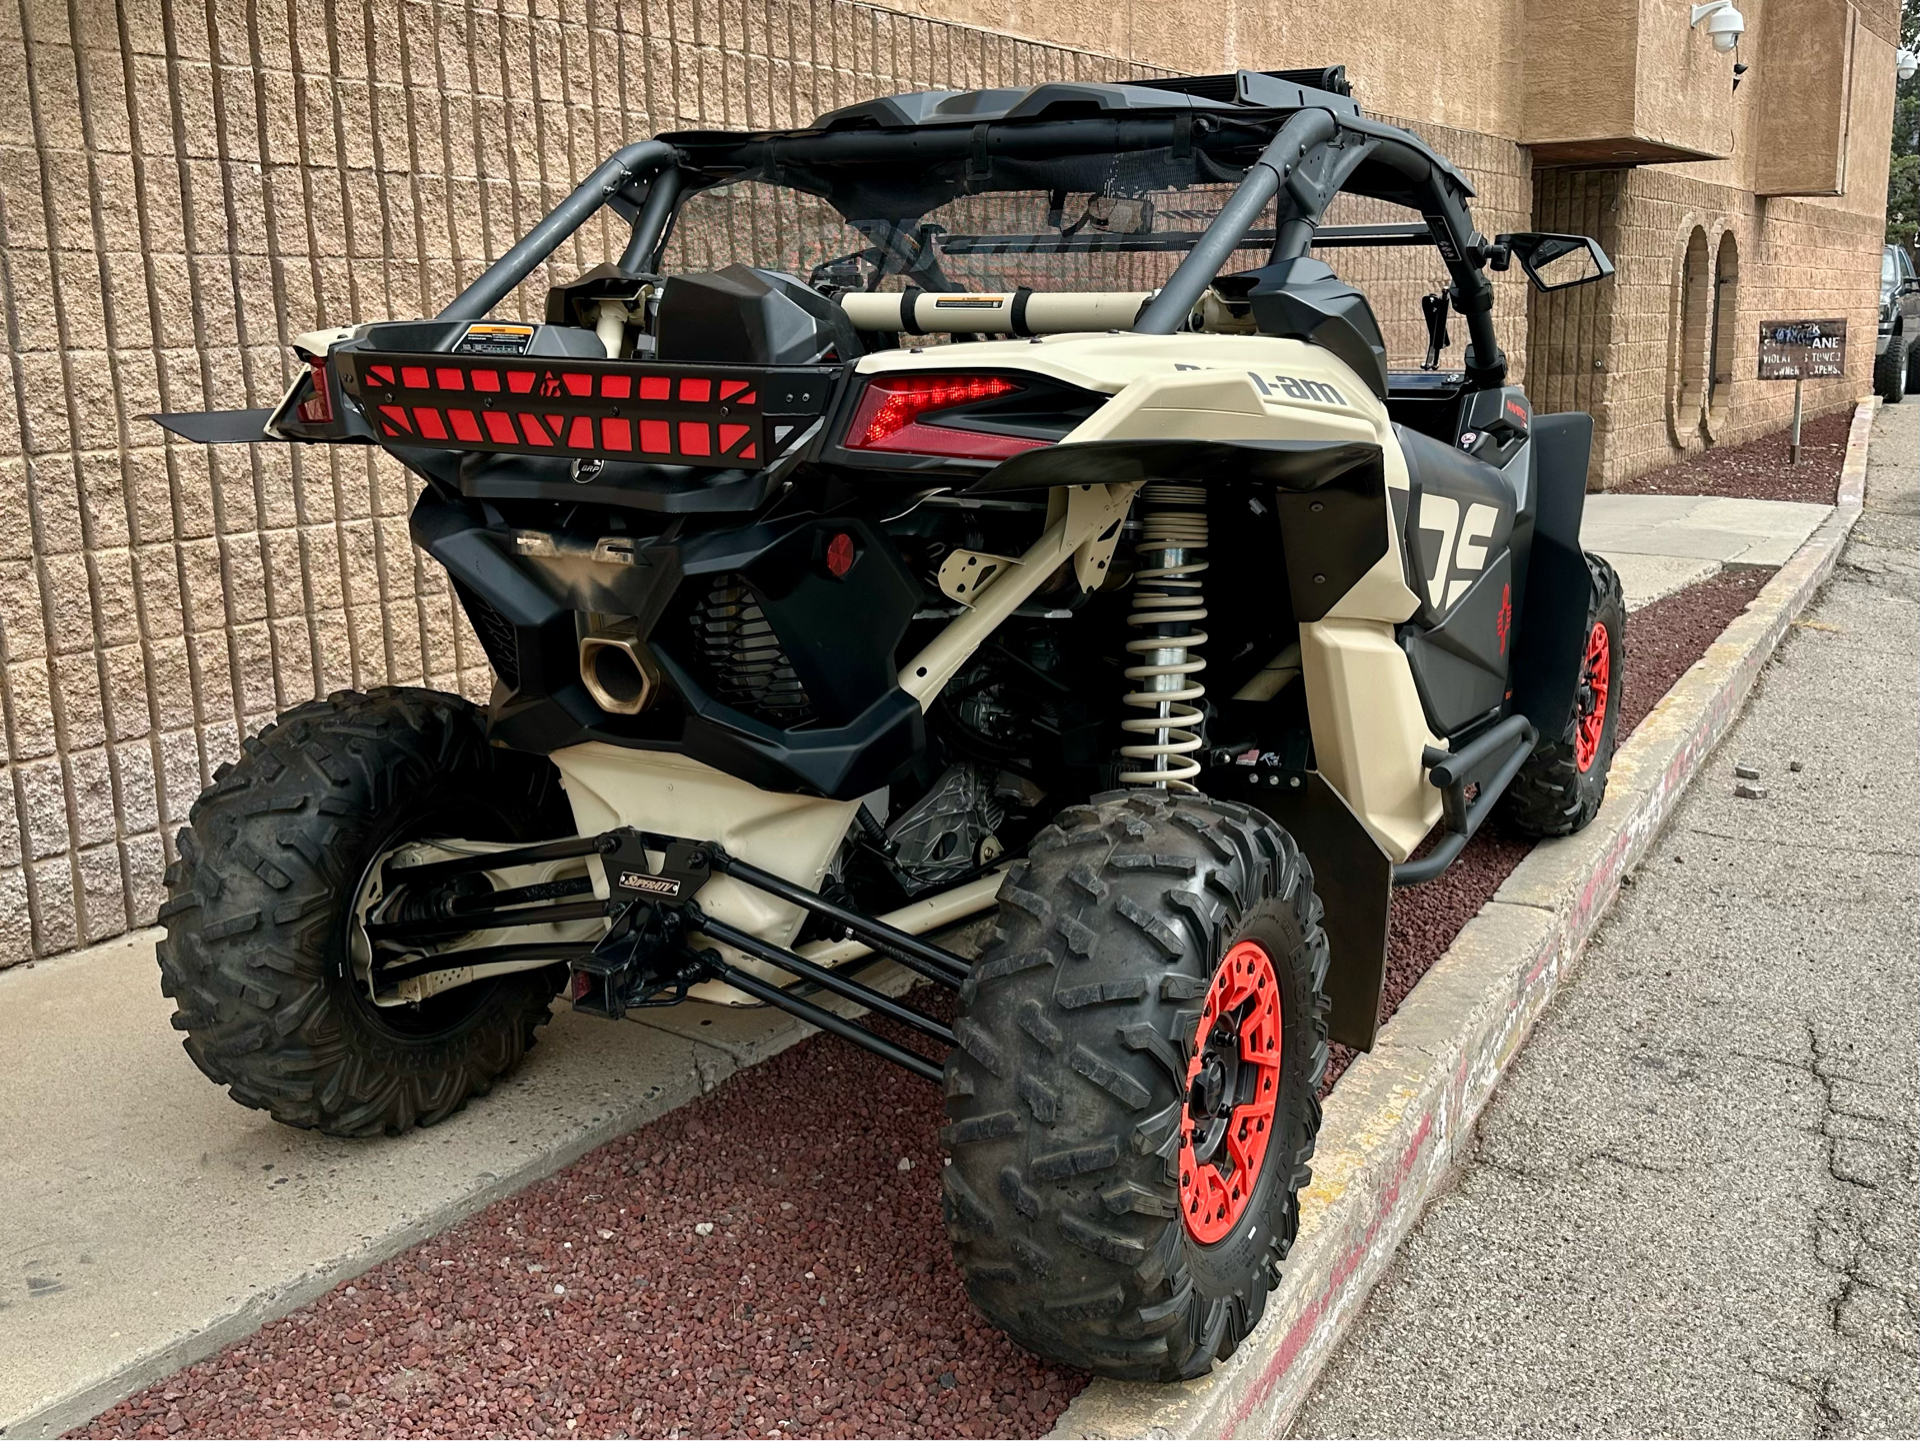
413;489;926;800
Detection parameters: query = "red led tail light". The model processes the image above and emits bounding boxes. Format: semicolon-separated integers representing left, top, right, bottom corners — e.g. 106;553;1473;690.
843;374;1048;460
296;356;334;424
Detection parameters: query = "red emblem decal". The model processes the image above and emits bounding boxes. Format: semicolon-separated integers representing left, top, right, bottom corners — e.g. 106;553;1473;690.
1496;583;1513;655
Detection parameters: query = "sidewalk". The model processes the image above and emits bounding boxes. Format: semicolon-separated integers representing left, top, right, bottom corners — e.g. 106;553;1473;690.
1582;492;1832;606
0;933;849;1435
1292;400;1919;1437
0;479;1859;1437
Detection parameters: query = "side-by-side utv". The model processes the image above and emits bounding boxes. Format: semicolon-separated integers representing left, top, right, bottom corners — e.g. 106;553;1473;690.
154;65;1621;1379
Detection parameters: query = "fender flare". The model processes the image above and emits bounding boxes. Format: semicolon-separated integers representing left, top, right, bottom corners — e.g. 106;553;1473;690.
1508;412;1595;736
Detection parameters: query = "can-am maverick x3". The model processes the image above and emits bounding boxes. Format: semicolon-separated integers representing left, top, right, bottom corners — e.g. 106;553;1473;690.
154;65;1622;1379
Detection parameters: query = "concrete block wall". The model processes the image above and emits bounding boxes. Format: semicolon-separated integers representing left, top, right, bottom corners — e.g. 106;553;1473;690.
0;0;1162;966
0;0;1539;968
1528;164;1881;488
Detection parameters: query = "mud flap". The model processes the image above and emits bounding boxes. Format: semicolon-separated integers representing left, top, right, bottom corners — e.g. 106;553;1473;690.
1256;771;1390;1051
1509;412;1594;734
145;408;278;444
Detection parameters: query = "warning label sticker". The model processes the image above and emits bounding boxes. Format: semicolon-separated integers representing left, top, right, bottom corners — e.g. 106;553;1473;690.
455;322;536;356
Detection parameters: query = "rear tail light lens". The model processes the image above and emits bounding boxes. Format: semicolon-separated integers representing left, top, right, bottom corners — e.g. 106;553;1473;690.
843;374;1048;460
296;356;334;424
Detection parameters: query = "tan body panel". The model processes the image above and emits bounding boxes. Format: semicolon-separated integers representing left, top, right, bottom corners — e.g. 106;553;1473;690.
868;333;1442;860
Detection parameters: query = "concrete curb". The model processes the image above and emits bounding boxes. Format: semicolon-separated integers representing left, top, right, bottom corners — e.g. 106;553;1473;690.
1049;398;1878;1441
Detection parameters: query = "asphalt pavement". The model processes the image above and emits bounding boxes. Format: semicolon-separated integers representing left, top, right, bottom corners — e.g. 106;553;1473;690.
1293;398;1920;1439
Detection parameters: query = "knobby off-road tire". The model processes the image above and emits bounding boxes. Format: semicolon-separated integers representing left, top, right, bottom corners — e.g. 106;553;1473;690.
1875;335;1907;404
1501;551;1626;838
158;687;575;1137
942;791;1330;1380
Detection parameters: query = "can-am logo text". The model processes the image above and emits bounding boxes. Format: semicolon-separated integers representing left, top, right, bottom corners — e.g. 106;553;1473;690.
1248;372;1348;407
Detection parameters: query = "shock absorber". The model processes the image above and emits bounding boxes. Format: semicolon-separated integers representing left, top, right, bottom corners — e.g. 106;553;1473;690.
1118;484;1208;791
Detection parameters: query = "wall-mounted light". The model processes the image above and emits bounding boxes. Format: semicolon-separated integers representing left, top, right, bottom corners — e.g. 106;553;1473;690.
1899;48;1919;83
1690;1;1747;54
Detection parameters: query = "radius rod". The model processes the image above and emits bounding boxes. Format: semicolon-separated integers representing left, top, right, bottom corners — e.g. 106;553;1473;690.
687;906;955;1053
705;850;972;988
694;948;944;1084
375;833;975;991
363;829;977;1085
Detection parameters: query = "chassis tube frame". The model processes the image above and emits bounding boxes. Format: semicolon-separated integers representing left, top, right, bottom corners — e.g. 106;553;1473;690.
1133;107;1340;334
439;140;679;322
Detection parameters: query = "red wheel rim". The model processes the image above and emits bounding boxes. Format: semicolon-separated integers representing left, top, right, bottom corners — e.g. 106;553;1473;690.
1574;620;1612;773
1178;940;1283;1245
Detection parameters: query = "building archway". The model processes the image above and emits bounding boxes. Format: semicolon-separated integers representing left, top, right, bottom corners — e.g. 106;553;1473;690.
1705;230;1740;438
1673;225;1712;441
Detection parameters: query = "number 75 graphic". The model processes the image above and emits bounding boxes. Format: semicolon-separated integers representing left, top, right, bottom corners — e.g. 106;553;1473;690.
1417;493;1501;610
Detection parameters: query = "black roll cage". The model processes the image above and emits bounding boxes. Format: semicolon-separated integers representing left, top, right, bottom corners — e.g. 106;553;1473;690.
435;83;1511;387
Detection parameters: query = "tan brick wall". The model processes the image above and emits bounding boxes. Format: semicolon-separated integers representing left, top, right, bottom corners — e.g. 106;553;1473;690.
1529;165;1882;488
0;0;1167;964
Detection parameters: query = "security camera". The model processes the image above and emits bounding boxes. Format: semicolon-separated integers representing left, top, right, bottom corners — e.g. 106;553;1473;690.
1691;1;1746;54
1899;48;1919;83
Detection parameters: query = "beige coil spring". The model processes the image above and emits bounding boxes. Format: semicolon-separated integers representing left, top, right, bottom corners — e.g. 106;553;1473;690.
1119;484;1209;791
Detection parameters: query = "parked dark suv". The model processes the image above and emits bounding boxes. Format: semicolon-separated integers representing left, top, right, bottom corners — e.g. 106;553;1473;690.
1878;243;1920;403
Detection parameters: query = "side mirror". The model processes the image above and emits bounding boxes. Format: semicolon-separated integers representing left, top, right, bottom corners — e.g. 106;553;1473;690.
1495;232;1615;292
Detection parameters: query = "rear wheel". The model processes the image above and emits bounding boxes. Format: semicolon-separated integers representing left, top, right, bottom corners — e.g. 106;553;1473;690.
1501;552;1626;838
158;688;575;1137
1875;336;1908;404
942;791;1329;1380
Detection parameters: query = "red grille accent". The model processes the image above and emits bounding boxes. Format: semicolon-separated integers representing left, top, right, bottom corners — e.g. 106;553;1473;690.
348;353;797;468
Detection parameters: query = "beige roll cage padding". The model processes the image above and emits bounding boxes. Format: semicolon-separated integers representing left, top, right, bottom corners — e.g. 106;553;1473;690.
837;289;1154;335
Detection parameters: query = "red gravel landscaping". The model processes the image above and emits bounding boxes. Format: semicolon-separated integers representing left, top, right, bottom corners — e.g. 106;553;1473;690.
77;566;1781;1441
1611;406;1853;504
1318;560;1774;1091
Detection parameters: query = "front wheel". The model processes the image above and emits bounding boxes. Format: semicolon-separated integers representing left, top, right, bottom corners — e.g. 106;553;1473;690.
1501;551;1626;838
157;688;575;1137
942;792;1329;1381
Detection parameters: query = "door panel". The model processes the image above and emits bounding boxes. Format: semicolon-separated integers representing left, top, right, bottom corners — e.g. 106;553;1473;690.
1395;424;1518;734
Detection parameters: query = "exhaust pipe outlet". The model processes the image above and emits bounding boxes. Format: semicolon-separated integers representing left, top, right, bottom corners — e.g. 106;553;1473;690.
580;629;661;715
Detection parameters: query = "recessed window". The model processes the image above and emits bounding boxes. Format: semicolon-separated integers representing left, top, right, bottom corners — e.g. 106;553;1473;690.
1707;232;1739;421
1676;226;1712;431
